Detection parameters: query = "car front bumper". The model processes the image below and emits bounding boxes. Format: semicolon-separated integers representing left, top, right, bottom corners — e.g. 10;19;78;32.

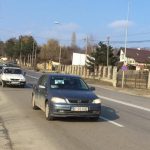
3;80;26;86
50;103;101;118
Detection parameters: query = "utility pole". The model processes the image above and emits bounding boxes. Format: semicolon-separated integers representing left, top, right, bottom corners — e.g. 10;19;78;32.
34;44;37;69
32;40;35;68
122;0;130;88
53;21;62;71
58;44;61;64
19;37;22;66
107;36;110;67
85;36;88;66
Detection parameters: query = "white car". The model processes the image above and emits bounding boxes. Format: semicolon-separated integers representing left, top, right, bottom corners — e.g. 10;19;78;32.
0;67;26;88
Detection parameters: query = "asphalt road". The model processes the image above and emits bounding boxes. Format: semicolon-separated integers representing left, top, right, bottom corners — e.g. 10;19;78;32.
0;70;150;150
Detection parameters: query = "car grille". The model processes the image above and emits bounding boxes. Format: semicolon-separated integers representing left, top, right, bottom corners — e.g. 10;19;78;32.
67;99;91;104
10;79;20;81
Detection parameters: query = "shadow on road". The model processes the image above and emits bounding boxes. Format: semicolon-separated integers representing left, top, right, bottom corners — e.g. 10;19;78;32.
0;83;33;90
101;105;119;121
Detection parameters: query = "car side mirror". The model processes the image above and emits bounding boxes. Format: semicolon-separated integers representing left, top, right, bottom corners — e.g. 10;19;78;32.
89;86;95;91
44;82;48;89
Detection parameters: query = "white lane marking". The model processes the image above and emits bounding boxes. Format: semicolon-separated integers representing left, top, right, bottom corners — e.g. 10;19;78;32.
98;95;150;112
100;116;124;128
26;74;39;79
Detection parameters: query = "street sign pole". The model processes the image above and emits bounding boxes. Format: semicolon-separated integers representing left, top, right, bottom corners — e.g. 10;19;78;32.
122;70;125;88
121;65;128;88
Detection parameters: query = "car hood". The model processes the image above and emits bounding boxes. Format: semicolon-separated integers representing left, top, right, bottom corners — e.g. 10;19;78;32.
48;89;98;100
2;74;25;80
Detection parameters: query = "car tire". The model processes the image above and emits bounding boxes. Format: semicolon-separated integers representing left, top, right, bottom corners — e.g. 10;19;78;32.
45;102;54;121
32;95;39;110
20;84;25;88
2;81;6;88
90;116;99;121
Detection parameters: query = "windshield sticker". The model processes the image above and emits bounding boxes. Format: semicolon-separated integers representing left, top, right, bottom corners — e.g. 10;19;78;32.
55;80;64;84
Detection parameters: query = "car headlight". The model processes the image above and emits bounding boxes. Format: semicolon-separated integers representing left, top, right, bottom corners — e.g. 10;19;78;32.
2;76;10;81
92;99;101;104
21;78;26;81
51;97;66;103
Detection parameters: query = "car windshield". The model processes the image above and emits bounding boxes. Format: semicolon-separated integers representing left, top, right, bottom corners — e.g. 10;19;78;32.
50;76;89;90
4;68;22;74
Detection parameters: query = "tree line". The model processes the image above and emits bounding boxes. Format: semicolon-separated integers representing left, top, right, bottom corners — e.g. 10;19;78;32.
0;35;118;69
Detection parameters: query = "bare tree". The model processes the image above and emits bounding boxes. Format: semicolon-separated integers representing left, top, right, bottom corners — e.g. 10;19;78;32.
39;39;59;62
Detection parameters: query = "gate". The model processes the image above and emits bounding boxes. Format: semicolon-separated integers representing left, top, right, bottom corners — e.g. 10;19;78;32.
117;70;149;89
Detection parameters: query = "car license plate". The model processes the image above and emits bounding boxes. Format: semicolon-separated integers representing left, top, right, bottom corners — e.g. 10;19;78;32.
71;107;88;112
11;81;19;84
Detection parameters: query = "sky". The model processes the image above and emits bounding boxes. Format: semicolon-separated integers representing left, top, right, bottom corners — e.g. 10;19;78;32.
0;0;150;48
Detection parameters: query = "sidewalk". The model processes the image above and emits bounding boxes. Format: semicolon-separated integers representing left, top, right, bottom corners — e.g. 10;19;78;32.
85;78;150;98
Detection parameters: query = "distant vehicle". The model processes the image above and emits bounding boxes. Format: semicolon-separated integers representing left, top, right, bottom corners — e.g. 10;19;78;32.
32;73;101;121
0;63;6;72
5;63;20;68
0;67;26;88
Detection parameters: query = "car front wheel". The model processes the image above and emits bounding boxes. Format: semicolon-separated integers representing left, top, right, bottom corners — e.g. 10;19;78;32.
90;116;99;121
32;95;39;110
45;102;54;121
2;81;6;88
20;84;26;88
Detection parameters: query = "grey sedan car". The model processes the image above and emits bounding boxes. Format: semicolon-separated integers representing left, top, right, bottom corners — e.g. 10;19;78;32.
32;73;101;121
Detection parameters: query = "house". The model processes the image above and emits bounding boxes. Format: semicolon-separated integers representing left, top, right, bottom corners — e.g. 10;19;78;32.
118;48;150;70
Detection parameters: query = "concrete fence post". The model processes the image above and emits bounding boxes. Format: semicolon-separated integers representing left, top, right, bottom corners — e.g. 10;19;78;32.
87;69;90;78
73;66;75;74
112;66;117;87
64;65;66;73
74;66;77;75
108;66;112;79
77;66;80;75
69;65;71;74
65;65;68;73
147;71;150;89
62;65;65;73
80;66;82;76
67;66;69;74
83;67;86;78
103;67;107;78
71;66;74;74
94;68;98;78
67;65;70;74
78;66;80;76
98;66;102;79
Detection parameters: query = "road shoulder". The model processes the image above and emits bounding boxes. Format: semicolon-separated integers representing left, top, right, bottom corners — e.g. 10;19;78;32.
0;117;12;150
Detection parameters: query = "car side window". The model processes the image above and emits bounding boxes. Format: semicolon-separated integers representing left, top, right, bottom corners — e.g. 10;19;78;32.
38;75;48;86
38;76;44;85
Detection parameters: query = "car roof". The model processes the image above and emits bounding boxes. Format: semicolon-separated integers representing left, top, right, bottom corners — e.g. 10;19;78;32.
2;66;21;70
0;63;6;66
44;73;80;78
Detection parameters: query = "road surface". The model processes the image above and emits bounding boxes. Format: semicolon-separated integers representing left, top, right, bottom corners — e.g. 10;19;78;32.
0;70;150;150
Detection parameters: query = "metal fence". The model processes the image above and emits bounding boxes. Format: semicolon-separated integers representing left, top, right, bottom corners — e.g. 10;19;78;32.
117;70;149;89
